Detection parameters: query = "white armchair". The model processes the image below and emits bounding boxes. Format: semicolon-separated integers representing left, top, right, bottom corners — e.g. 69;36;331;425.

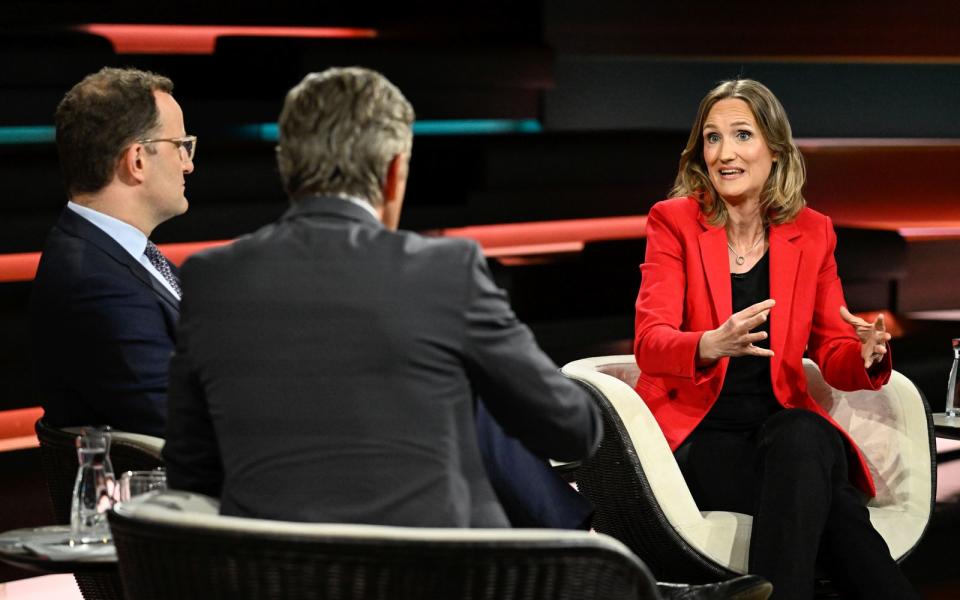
560;355;935;584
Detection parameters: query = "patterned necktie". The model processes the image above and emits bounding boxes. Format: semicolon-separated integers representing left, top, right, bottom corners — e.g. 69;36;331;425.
144;241;181;296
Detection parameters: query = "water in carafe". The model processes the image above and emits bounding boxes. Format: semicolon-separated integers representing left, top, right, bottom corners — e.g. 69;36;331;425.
70;427;116;544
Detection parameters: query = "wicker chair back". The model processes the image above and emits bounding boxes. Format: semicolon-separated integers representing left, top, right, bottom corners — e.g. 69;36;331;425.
108;491;661;600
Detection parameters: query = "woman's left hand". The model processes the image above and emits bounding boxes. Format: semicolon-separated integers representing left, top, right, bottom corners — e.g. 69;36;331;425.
840;306;892;369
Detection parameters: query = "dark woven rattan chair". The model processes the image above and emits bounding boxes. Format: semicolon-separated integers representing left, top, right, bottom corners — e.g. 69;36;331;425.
34;419;165;600
108;490;661;600
560;356;935;587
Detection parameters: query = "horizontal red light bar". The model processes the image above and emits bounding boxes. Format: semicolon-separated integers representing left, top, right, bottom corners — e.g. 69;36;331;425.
0;407;43;440
76;24;378;55
0;217;650;283
438;216;648;254
825;222;960;240
0;407;43;452
157;240;232;265
796;138;960;149
0;252;41;283
896;225;960;241
0;240;231;284
7;214;960;284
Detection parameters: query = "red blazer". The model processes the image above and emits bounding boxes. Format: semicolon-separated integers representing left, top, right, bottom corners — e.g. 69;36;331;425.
634;197;891;496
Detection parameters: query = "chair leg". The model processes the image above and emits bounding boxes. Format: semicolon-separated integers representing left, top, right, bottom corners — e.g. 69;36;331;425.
74;572;125;600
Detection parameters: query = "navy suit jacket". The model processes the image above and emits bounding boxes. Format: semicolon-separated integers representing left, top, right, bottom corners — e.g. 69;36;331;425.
163;197;601;527
30;207;179;436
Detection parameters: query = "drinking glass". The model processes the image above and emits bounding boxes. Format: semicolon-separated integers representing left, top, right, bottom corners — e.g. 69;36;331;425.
946;338;960;417
118;469;167;503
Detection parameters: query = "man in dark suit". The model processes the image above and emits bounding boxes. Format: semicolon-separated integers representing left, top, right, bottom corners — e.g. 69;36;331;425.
30;68;195;436
162;67;601;528
160;68;771;599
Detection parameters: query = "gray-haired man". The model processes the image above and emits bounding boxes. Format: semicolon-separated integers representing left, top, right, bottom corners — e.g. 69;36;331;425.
162;67;600;528
161;67;770;600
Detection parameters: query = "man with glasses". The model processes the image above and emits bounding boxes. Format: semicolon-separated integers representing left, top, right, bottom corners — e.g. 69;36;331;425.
30;67;195;436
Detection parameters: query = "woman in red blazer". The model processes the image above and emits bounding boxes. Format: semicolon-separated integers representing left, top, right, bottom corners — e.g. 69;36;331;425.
634;79;916;599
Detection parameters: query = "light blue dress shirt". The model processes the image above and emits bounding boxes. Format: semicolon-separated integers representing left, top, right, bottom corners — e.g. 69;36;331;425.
66;201;181;300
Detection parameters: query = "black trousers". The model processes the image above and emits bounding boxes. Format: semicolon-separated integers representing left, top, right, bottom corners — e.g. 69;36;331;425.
675;409;917;600
475;398;594;530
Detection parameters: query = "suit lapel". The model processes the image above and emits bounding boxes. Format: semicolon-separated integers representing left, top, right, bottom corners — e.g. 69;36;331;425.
57;208;181;315
141;265;181;315
768;221;801;381
698;218;732;325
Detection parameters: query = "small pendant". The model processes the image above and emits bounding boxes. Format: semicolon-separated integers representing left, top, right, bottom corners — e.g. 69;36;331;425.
735;256;745;265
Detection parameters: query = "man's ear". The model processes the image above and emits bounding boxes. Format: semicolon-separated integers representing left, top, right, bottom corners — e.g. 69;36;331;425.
380;154;409;231
382;153;408;206
117;143;148;186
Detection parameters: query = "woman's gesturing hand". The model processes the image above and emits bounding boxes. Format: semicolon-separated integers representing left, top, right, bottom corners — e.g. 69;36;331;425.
840;306;891;369
697;299;776;365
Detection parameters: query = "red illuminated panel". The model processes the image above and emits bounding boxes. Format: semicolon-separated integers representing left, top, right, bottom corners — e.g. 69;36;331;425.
0;240;231;284
76;24;377;55
159;240;232;266
896;225;960;241
5;214;960;283
0;407;43;451
0;407;42;439
439;215;648;256
486;242;585;259
0;217;649;283
799;140;960;231
0;252;41;283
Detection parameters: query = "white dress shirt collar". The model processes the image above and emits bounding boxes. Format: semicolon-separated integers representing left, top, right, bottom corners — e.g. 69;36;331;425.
68;201;148;259
335;194;381;221
66;201;181;300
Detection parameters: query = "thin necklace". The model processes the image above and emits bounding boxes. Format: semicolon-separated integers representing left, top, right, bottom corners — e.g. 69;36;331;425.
727;230;765;266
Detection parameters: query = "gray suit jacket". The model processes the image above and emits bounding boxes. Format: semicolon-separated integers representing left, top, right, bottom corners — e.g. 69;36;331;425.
163;196;600;527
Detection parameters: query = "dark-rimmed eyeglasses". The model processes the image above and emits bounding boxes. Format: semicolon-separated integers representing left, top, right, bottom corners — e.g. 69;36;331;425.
137;135;197;161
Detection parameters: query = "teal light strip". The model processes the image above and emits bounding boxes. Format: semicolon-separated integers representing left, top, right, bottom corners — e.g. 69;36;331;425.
234;119;542;141
0;126;56;144
234;123;279;141
0;119;543;145
413;119;543;135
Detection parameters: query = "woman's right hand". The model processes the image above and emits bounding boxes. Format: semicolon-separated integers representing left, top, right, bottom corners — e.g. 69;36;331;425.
697;299;776;365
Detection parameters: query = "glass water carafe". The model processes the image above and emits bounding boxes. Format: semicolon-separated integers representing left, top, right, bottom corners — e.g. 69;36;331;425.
70;427;116;544
947;338;960;418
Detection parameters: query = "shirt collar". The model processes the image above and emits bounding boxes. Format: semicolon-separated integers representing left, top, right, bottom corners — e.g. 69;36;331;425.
335;194;381;221
66;201;149;260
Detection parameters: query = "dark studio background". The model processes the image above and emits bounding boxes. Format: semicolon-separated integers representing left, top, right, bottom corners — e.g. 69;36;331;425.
1;1;959;594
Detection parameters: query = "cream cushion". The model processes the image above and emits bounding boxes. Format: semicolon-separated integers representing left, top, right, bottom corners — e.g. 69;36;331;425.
561;355;933;573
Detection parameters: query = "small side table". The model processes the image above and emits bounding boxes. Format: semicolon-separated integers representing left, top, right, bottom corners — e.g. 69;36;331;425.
933;413;960;441
0;525;116;574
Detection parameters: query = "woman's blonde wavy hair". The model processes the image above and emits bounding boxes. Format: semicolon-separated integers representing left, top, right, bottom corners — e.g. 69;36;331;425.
671;79;806;226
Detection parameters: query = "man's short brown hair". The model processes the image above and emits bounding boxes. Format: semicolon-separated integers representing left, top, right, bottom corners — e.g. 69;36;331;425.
277;67;414;207
55;67;174;197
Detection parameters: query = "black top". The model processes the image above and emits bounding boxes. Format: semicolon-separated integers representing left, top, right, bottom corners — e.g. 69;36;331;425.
699;252;781;431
